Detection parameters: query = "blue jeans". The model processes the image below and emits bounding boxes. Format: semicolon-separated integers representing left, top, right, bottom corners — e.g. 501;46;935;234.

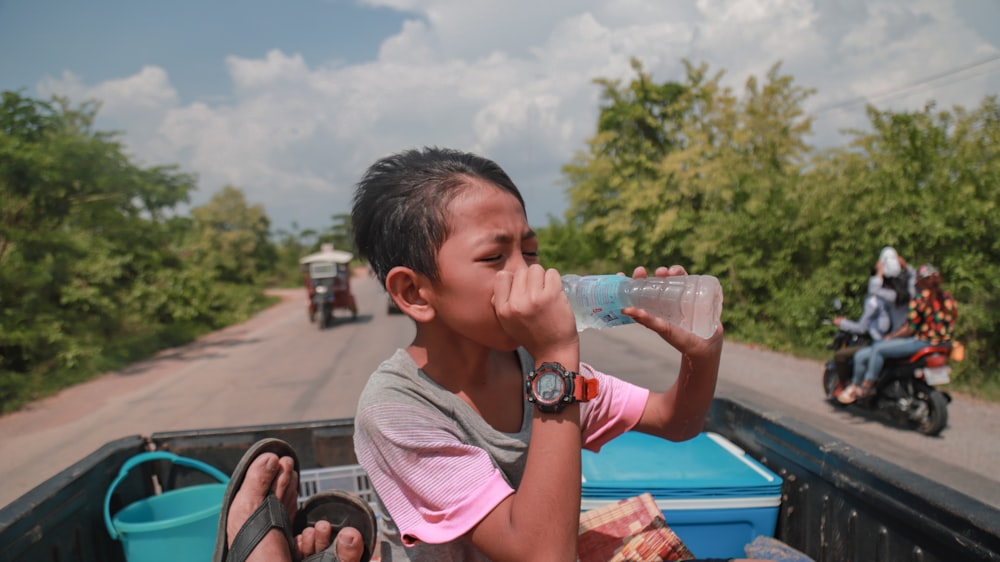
851;338;929;386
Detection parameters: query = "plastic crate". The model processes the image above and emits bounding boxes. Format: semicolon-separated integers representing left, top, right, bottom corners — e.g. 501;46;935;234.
298;464;376;508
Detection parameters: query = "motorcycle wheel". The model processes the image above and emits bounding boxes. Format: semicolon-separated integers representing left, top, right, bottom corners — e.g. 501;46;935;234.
910;387;949;436
318;304;330;330
822;362;845;404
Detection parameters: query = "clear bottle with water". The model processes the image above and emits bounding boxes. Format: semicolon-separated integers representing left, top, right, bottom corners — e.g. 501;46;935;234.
561;274;723;339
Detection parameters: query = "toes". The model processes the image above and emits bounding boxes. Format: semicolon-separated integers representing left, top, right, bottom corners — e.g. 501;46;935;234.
227;453;279;542
273;456;299;517
297;523;363;562
248;453;280;495
312;520;333;553
297;526;316;557
335;527;365;562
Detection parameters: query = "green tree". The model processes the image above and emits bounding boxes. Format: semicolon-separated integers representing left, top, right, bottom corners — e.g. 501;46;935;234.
802;98;1000;380
561;61;815;345
536;214;602;273
657;62;815;344
562;58;688;268
188;186;277;285
316;213;354;254
269;221;313;287
0;91;199;409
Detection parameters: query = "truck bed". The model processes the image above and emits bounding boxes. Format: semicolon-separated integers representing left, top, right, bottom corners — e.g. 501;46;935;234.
2;397;998;561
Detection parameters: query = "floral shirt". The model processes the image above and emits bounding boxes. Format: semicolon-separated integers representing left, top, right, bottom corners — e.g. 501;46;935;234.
906;289;958;344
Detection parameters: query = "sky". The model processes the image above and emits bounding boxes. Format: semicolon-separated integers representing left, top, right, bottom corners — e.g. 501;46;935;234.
2;0;999;234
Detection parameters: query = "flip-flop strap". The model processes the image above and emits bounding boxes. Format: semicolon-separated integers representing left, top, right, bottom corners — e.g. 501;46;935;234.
226;492;296;562
302;550;341;562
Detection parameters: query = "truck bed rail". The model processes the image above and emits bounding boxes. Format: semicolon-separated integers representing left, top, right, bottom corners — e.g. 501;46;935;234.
707;397;1000;561
2;398;999;561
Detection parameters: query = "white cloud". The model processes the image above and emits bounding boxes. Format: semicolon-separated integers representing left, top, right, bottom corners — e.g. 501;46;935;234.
38;65;178;111
227;50;312;93
34;0;1000;231
38;66;180;158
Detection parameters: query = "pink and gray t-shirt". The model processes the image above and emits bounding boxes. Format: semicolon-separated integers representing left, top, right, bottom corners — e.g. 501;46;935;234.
354;348;649;561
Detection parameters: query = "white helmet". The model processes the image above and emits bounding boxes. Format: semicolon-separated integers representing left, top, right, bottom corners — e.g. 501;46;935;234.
879;246;901;277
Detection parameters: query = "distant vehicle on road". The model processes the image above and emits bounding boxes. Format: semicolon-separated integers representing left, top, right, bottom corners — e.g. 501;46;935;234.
301;244;358;329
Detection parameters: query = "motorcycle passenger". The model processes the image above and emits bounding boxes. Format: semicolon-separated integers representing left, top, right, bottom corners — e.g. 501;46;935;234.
872;246;917;333
839;264;958;404
831;266;893;386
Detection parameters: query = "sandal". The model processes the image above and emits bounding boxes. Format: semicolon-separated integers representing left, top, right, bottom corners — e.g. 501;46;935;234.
857;381;875;399
837;384;860;404
295;490;378;562
212;438;300;562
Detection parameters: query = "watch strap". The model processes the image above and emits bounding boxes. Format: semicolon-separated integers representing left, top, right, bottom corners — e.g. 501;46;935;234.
526;362;599;412
573;375;599;403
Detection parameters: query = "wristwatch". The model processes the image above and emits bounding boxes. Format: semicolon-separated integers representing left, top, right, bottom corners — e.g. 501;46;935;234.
525;362;599;413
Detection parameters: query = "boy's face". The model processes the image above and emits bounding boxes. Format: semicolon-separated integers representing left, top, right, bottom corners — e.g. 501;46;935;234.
430;179;539;350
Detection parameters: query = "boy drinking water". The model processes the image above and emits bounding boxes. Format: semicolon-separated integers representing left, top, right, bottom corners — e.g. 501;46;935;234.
352;147;726;561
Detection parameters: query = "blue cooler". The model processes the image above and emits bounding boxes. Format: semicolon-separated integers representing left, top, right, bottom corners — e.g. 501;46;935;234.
581;431;782;559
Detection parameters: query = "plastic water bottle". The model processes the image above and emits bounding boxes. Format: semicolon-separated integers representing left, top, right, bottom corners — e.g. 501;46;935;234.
561;274;723;339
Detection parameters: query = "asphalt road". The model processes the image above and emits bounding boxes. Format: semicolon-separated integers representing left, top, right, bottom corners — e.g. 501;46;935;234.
1;272;999;510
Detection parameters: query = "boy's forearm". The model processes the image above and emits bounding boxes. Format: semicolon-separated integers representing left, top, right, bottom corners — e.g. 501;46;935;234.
670;351;721;438
470;352;583;561
471;406;582;562
521;407;583;560
637;348;721;441
517;352;583;560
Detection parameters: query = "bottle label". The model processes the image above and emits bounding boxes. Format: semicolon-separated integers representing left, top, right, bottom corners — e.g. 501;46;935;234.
572;276;636;329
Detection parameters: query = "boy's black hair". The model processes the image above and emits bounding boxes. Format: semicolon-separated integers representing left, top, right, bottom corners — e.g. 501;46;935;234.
351;147;526;286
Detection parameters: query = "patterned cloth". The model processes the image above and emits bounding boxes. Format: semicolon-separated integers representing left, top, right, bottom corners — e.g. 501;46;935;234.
743;536;815;562
578;493;695;562
906;289;958;344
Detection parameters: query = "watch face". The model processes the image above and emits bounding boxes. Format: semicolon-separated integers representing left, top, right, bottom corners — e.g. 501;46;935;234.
533;371;566;406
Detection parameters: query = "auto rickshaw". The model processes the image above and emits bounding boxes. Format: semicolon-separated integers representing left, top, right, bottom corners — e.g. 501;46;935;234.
300;244;358;329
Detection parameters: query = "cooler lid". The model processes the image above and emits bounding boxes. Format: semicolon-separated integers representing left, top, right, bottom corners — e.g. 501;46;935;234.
581;432;782;499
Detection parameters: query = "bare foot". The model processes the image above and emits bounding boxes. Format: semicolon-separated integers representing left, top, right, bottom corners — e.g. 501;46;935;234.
225;452;299;562
223;447;366;562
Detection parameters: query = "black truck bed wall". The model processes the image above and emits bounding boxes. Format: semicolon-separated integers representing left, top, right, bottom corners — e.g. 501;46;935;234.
1;398;998;562
705;397;1000;561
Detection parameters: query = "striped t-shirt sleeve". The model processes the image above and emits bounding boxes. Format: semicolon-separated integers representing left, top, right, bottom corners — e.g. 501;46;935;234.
355;401;515;546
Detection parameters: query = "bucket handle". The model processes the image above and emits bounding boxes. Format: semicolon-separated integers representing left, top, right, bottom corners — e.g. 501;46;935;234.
103;451;230;540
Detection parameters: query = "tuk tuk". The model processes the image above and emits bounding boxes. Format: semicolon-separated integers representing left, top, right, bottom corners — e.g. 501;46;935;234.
300;244;358;329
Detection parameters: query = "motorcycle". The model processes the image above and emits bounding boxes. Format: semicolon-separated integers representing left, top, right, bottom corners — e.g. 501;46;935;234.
822;302;954;436
301;245;358;330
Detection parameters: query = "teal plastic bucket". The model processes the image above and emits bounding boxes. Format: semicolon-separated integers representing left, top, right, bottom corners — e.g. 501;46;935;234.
104;451;230;562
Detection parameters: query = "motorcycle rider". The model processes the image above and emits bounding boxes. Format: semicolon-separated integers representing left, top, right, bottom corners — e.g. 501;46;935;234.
839;264;958;404
830;265;893;392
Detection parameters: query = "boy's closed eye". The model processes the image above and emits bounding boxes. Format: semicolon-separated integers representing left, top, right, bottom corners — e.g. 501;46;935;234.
478;251;540;263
